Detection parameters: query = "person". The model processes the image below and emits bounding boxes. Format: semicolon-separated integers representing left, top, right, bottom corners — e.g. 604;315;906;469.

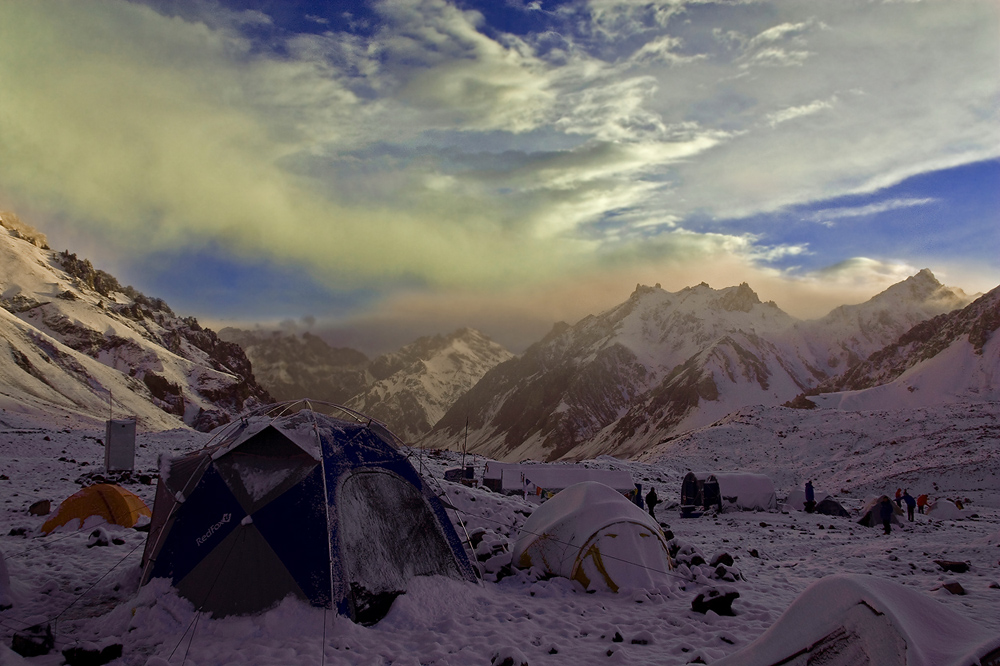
804;480;816;513
894;488;903;508
645;487;659;521
916;493;928;514
902;490;916;522
879;495;894;535
633;483;644;510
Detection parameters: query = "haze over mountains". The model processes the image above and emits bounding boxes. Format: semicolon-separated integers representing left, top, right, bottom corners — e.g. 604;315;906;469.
2;212;996;465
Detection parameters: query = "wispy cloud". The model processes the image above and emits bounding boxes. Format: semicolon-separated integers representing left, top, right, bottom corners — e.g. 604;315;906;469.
805;198;939;226
0;0;996;344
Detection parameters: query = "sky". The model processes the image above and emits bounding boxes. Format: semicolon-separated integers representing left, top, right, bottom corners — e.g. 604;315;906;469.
0;0;997;354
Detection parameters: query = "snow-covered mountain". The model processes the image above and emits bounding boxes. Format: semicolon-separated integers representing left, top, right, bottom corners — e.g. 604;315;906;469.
0;212;270;430
218;328;370;404
220;326;513;442
422;274;975;462
345;328;514;442
800;284;1000;411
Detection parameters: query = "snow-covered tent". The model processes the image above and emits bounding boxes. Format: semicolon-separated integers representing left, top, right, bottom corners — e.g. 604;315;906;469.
140;403;476;623
815;497;851;518
511;481;672;592
41;484;151;534
858;496;903;528
681;472;777;512
489;464;635;499
926;499;972;520
713;574;1000;666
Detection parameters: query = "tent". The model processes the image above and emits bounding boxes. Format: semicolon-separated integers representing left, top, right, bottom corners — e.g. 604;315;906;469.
140;404;476;623
815;497;851;518
484;462;634;498
41;484;151;534
858;496;903;528
713;574;1000;666
926;499;972;520
511;481;672;592
681;472;777;512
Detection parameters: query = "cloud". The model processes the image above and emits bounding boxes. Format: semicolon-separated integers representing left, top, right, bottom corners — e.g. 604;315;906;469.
804;198;939;226
766;97;836;127
0;0;996;345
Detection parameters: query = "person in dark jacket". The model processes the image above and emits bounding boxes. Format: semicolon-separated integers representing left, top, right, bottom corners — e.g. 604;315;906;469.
879;495;894;535
902;490;916;521
804;480;816;513
645;487;659;521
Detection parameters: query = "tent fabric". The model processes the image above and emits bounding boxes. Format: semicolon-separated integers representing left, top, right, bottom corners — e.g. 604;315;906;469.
41;484;151;534
681;472;776;512
858;496;903;528
925;499;972;520
511;481;672;592
140;408;476;622
815;497;851;518
713;574;1000;666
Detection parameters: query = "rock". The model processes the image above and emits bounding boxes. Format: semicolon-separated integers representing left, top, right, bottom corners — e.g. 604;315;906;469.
692;589;740;616
87;528;110;548
11;623;54;657
934;560;970;573
28;500;50;516
492;646;528;666
942;582;966;595
62;643;123;666
710;552;734;567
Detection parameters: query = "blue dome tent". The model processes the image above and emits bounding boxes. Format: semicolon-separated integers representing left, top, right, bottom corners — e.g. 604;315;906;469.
140;401;476;624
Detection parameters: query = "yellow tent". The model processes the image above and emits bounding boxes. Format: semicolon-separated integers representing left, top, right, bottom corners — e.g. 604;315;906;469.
41;484;151;534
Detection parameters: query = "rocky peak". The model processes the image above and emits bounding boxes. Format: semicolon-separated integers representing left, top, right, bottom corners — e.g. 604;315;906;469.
714;282;761;312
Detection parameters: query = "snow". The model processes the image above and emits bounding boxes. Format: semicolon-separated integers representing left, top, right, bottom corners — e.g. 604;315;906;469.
1;399;999;665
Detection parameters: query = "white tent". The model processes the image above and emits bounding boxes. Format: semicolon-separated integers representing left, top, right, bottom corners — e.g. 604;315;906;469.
714;473;777;512
491;463;634;498
511;482;671;592
926;499;972;520
713;574;1000;666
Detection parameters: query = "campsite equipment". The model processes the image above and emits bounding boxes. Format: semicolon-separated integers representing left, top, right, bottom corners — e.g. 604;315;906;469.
140;402;476;623
104;418;136;472
857;496;904;528
815;497;851;518
926;498;971;520
483;462;634;499
680;472;777;513
511;481;672;592
712;573;1000;666
41;484;150;534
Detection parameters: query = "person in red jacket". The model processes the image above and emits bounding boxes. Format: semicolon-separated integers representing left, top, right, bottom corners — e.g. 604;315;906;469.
916;493;928;514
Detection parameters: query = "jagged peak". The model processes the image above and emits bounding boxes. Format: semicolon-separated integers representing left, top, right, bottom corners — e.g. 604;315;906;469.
0;210;49;249
714;282;762;312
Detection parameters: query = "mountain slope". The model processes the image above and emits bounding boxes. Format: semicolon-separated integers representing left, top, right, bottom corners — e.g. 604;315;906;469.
802;284;1000;410
219;326;514;442
218;328;370;404
422;274;973;462
0;214;270;430
345;328;514;442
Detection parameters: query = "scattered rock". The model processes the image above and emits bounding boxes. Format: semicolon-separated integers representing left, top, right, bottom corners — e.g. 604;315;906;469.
492;646;528;666
934;560;970;573
87;528;110;548
11;623;54;657
62;643;123;666
942;582;966;596
710;553;734;567
692;589;740;616
28;499;51;516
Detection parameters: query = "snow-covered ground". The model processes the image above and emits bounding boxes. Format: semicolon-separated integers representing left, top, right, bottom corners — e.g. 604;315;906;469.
1;402;999;665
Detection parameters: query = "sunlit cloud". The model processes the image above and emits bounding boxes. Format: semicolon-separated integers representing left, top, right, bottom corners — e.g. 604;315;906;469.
0;0;996;350
805;198;939;226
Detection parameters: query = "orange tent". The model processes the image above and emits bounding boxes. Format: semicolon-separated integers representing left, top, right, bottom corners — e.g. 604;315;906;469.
41;484;151;534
